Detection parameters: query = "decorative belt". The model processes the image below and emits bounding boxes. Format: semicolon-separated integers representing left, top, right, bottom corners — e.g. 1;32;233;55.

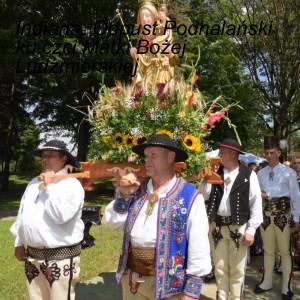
264;196;290;213
27;243;81;260
127;245;156;276
215;215;232;226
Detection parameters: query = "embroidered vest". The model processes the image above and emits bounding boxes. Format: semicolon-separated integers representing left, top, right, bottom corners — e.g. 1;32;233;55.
207;165;251;225
115;177;200;299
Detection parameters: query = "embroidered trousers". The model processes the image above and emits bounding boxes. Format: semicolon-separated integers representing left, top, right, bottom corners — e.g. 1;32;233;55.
258;213;293;295
121;269;182;300
25;256;80;300
209;223;248;300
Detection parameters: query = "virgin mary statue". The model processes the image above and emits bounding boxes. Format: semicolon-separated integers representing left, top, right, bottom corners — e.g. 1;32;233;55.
130;0;177;89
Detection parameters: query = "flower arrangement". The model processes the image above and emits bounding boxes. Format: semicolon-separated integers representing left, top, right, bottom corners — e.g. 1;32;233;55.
261;190;269;209
87;71;239;178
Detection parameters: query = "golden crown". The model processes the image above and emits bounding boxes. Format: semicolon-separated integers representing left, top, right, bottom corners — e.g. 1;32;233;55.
138;0;158;9
158;0;168;10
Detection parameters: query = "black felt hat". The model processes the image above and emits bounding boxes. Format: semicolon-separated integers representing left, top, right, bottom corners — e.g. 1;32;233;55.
264;136;280;150
219;138;244;154
34;140;81;168
132;134;188;162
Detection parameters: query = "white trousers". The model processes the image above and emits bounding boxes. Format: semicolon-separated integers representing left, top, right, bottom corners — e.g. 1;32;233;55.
25;256;80;300
258;215;293;295
209;223;248;300
121;269;182;300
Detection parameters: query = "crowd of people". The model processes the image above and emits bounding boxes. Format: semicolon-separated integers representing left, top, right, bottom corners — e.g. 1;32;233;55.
10;134;300;300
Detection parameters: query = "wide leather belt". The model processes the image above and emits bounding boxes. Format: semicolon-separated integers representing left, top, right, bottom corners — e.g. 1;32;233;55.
27;243;81;260
215;215;232;226
127;246;156;276
264;196;290;213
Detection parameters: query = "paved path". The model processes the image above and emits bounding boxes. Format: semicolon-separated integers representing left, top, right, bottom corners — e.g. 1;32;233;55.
0;209;18;221
75;256;300;299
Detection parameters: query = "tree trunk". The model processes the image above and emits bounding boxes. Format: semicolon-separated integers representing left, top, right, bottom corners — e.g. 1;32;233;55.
1;83;16;191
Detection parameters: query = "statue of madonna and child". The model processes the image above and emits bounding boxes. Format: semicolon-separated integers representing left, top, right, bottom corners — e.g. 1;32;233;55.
81;0;229;188
128;0;178;89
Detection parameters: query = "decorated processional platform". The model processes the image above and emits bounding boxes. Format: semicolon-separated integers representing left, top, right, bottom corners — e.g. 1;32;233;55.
75;0;240;190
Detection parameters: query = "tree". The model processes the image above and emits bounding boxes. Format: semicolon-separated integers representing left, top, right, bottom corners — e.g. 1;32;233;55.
0;1;34;190
184;0;262;151
23;0;137;161
214;0;300;156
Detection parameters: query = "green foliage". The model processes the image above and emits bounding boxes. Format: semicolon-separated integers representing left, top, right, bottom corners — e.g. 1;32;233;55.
214;0;300;144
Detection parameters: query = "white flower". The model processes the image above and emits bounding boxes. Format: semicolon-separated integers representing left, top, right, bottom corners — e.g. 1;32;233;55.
169;269;175;275
149;108;164;121
130;127;143;138
124;97;134;108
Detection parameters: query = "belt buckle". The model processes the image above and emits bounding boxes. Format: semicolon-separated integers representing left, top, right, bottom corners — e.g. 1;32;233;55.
222;216;231;224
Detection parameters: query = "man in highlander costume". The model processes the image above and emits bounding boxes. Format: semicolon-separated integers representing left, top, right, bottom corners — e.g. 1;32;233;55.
199;138;263;300
10;140;84;300
254;136;300;300
104;134;212;299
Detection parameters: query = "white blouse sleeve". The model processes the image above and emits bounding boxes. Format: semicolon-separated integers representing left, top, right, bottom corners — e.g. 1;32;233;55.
186;193;212;277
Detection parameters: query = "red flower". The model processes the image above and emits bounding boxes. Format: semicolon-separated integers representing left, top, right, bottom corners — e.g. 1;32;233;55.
174;255;182;265
192;76;199;84
172;279;181;288
188;92;194;106
134;88;143;102
157;83;166;100
207;111;225;127
158;101;168;108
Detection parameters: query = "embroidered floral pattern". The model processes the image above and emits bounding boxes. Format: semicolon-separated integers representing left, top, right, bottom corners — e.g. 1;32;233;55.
229;228;243;249
184;275;203;298
168;254;184;287
25;260;40;283
63;262;76;276
156;179;192;299
171;197;187;244
40;260;61;287
261;214;271;230
274;214;288;232
212;227;223;249
171;279;181;288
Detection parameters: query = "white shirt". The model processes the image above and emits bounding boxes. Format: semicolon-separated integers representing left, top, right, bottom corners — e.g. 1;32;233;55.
217;167;239;216
104;176;212;277
199;167;263;236
257;163;300;222
10;169;85;248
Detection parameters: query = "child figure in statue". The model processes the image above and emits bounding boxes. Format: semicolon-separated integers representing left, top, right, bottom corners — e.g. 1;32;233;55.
130;0;177;89
156;1;172;42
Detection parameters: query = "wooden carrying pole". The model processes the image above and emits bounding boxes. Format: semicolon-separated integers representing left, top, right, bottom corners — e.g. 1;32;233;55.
38;171;90;182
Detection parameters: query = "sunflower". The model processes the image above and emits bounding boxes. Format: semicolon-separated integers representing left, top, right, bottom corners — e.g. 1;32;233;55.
124;135;133;147
114;133;123;144
156;130;173;139
101;136;109;144
183;135;201;152
133;136;147;145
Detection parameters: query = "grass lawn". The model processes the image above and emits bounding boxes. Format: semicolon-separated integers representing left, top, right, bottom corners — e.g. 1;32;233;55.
0;174;123;300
